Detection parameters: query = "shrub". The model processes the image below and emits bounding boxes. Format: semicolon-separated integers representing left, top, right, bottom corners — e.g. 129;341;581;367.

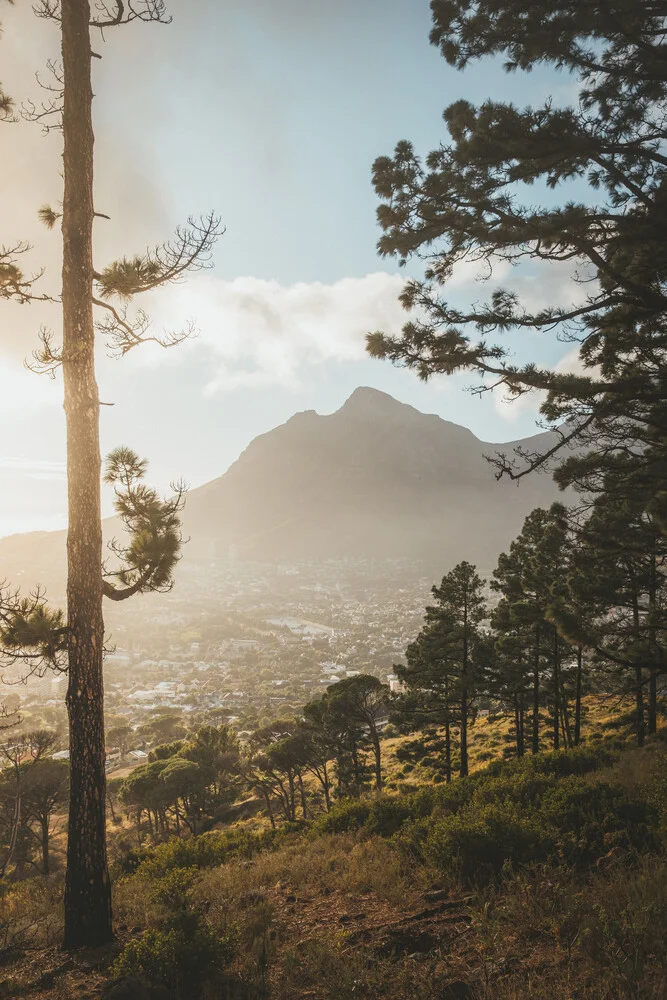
541;779;658;863
112;912;234;998
313;799;371;835
135;827;274;878
421;802;552;884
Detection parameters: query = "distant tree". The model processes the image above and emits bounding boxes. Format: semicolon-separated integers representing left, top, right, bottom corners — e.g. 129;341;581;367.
292;715;338;812
139;715;188;747
396;626;458;781
106;724;134;755
407;563;487;777
367;0;667;524
0;1;223;948
178;724;240;809
21;757;69;874
488;600;530;757
492;509;577;753
0;729;60;876
243;721;303;823
326;675;389;792
554;493;667;745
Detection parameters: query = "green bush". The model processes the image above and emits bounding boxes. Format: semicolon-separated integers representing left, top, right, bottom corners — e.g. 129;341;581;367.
136;827;274;878
541;779;658;863
313;800;371;835
422;802;552;884
112;911;234;998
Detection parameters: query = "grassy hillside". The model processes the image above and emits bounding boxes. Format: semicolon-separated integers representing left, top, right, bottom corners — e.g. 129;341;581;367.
2;733;665;999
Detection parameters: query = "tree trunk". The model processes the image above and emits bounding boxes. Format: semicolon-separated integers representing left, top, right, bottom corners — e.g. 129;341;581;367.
561;687;573;748
298;773;307;819
61;0;113;950
648;548;658;736
648;668;657;737
574;646;582;746
460;687;468;778
460;603;469;778
532;625;540;754
635;663;645;747
262;788;276;830
41;818;50;876
552;628;560;751
370;728;382;791
444;674;452;783
322;764;331;812
514;694;524;757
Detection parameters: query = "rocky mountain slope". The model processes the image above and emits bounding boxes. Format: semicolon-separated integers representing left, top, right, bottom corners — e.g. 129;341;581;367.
0;387;566;587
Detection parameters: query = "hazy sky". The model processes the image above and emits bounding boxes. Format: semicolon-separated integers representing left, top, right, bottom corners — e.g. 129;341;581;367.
0;0;583;536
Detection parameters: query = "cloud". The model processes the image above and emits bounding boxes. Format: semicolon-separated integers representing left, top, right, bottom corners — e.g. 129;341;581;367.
0;456;65;479
136;271;408;393
0;357;61;416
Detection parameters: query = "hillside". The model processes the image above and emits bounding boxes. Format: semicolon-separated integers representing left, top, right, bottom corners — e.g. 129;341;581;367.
2;736;665;1000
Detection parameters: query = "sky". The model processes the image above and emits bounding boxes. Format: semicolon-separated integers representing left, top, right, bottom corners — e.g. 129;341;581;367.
0;0;587;537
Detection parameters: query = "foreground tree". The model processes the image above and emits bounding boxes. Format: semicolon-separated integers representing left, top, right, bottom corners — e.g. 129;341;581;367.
367;0;667;518
0;1;222;947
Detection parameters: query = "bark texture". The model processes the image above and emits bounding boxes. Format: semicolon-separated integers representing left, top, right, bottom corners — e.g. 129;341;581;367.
61;0;113;949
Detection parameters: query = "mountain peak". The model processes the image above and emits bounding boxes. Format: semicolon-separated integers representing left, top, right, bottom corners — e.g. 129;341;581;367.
337;386;414;417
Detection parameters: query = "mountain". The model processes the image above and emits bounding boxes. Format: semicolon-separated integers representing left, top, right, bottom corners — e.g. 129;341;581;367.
0;387;566;584
181;386;564;569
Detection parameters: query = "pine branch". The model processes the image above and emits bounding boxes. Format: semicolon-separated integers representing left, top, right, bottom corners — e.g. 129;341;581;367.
95;212;224;299
0;582;68;675
102;447;187;601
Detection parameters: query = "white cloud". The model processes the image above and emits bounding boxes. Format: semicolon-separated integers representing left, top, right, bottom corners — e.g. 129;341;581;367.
135;271;408;393
0;358;62;416
0;456;65;479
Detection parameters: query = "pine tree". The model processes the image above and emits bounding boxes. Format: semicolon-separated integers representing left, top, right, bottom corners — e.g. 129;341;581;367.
492;510;552;753
396;625;458;782
401;562;487;778
366;1;667;514
554;493;667;745
0;1;222;948
326;675;389;793
489;599;531;757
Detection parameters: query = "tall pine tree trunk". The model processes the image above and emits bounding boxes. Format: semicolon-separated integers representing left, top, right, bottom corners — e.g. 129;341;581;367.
444;673;451;782
459;686;468;778
648;549;658;736
532;625;540;754
635;663;645;747
552;628;560;751
574;645;583;746
61;0;113;949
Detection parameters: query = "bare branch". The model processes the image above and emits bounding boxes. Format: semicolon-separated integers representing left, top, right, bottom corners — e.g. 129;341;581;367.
92;297;196;356
90;1;171;27
25;326;63;377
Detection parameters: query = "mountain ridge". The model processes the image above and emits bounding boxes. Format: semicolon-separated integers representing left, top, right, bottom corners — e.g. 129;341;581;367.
0;387;566;584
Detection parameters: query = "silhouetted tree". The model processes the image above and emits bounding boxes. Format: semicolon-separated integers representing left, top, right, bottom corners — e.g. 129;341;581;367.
367;1;667;522
326;675;389;792
401;563;487;777
0;0;222;947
